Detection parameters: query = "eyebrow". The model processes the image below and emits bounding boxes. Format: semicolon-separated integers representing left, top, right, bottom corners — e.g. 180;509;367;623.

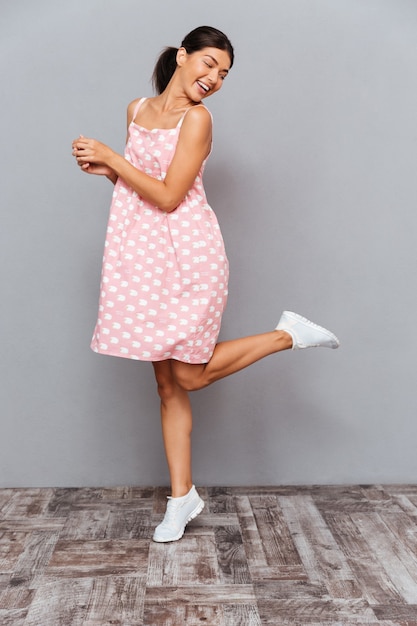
204;54;230;74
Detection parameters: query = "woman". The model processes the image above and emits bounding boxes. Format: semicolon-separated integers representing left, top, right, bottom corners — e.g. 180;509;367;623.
72;26;339;543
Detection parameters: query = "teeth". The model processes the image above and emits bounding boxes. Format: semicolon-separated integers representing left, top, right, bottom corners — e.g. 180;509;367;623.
197;81;209;92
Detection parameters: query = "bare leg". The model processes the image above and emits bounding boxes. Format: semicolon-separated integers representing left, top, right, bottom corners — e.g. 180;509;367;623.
150;315;338;541
173;329;292;391
153;360;193;497
151;332;285;493
153;332;290;491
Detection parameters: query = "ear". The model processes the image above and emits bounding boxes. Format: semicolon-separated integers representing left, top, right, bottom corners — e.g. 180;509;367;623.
176;47;188;67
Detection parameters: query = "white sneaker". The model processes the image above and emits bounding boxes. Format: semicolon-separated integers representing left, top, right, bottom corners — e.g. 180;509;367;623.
276;311;340;350
153;485;204;543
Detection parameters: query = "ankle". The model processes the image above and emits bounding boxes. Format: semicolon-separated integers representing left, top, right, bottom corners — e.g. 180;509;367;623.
171;483;193;498
274;329;293;351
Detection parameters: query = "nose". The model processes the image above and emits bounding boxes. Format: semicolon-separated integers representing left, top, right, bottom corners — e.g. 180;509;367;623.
207;68;219;85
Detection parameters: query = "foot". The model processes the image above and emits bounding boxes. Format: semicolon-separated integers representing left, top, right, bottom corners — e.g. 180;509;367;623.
153;485;204;543
276;311;340;350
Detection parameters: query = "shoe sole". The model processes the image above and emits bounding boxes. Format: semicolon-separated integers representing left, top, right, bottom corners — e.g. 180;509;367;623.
284;311;340;348
152;499;205;543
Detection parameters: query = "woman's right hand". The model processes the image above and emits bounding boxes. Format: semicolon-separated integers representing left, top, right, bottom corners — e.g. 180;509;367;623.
79;162;115;177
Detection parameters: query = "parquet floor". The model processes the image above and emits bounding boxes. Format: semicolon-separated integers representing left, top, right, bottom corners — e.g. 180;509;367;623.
1;486;417;625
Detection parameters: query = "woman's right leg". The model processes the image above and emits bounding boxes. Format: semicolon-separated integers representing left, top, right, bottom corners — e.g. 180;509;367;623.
171;312;340;391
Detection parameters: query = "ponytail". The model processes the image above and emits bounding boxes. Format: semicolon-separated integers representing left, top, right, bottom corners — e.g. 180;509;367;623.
152;46;178;95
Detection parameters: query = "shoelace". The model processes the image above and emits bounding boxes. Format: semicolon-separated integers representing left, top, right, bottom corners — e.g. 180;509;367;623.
161;498;184;528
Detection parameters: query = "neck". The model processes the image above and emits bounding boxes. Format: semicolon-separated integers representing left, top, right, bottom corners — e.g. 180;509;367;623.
156;76;200;112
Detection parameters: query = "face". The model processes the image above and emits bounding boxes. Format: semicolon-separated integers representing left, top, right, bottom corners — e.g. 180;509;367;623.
176;46;231;102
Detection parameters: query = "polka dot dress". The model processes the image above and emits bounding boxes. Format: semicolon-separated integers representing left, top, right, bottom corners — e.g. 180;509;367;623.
91;98;229;363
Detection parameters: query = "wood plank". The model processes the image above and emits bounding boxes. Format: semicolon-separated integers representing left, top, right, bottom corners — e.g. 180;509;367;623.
379;511;417;555
351;512;417;603
313;485;399;515
324;513;403;605
0;608;28;625
383;485;417;515
144;584;257;603
0;518;66;533
98;486;154;501
83;574;147;624
2;489;54;518
388;492;417;516
254;579;328;600
312;484;371;514
23;578;92;626
223;603;261;625
249;565;308;581
207;487;237;513
256;596;377;624
250;495;303;568
46;539;149;578
213;486;315;497
143;602;225;626
143;601;262;626
373;604;417;621
0;574;11;591
279;494;357;597
69;486;154;512
46;488;104;515
188;512;240;528
59;510;110;540
213;526;252;584
0;586;34;610
234;495;268;569
105;508;152;540
384;484;417;496
0;490;15;514
234;495;308;581
10;531;60;587
147;535;220;587
0;532;28;573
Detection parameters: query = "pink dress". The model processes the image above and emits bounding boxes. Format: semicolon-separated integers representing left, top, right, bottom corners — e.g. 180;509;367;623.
91;98;229;363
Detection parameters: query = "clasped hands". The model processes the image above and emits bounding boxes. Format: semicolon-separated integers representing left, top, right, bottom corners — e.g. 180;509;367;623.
72;135;115;176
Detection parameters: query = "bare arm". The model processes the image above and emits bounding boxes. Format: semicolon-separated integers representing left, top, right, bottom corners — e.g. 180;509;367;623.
73;104;212;212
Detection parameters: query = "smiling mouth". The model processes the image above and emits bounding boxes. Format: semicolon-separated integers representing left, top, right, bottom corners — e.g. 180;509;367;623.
197;80;210;93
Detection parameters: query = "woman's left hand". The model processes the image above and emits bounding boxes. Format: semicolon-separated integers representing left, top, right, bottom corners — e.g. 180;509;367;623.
72;135;115;168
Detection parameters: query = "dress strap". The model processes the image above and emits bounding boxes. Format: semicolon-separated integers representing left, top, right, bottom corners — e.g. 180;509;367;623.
176;104;210;128
131;97;147;124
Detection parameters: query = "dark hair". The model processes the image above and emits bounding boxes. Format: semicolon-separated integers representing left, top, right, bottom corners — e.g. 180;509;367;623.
152;26;234;95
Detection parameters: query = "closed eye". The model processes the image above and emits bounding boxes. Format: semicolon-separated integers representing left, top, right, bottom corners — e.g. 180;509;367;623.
202;54;230;80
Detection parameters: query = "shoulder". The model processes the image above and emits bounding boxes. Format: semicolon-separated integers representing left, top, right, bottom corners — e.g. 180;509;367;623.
127;97;143;117
181;105;213;139
183;104;212;126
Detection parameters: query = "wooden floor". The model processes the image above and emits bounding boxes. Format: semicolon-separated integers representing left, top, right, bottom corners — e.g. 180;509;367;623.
1;486;417;625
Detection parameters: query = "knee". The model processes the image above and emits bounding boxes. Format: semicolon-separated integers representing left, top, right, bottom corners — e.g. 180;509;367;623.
153;363;180;403
155;376;180;403
172;365;208;392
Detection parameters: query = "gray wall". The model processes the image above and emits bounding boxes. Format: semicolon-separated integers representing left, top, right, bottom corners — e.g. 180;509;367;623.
1;0;417;487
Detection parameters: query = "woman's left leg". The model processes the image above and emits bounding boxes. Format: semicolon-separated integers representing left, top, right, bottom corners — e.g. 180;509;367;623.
152;360;193;498
152;360;205;542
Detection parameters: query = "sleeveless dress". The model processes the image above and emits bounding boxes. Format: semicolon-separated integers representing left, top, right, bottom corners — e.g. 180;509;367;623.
90;98;229;363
